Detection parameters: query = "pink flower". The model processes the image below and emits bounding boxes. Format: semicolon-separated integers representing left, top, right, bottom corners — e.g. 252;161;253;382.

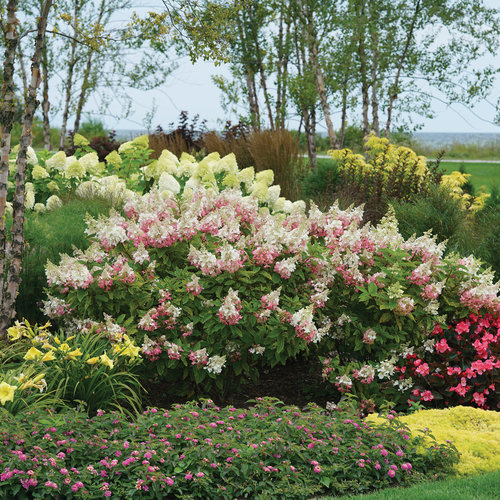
435;338;451;353
421;390;434;401
473;392;486;406
455;321;470;334
388;469;396;478
185;473;193;480
415;363;430;376
313;466;322;473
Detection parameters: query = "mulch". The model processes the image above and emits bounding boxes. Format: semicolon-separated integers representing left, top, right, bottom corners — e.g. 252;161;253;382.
141;357;336;411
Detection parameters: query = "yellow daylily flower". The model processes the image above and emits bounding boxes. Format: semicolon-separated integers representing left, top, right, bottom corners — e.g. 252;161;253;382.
14;373;28;385
53;336;61;345
58;343;70;353
41;342;56;351
100;352;114;370
66;348;83;360
7;321;26;341
40;351;56;362
0;381;16;405
24;347;42;361
120;343;140;358
86;357;100;365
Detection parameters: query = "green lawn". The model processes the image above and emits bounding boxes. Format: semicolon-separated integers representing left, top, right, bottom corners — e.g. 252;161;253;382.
438;162;500;193
329;469;500;500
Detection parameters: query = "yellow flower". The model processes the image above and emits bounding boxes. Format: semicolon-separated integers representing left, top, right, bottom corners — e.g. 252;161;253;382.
0;382;16;405
105;150;122;168
120;343;141;358
24;347;42;361
47;181;59;192
58;343;70;353
100;352;114;369
66;348;83;360
7;321;26;341
45;151;67;172
132;134;149;148
86;357;100;365
32;164;49;180
64;160;86;179
255;169;274;187
40;351;56;362
73;133;89;146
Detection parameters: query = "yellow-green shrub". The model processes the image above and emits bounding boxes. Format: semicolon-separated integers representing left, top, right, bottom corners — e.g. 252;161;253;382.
369;406;500;476
328;134;488;217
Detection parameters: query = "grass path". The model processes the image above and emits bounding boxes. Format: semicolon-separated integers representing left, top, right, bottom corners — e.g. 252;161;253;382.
328;469;500;499
439;161;499;193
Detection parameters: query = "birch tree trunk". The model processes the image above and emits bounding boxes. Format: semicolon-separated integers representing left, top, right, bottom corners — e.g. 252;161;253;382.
73;0;106;135
41;45;52;149
369;0;380;136
385;0;421;136
0;0;20;324
17;43;28;101
236;12;260;129
357;1;370;136
0;0;52;337
298;0;337;149
58;0;80;149
339;83;348;148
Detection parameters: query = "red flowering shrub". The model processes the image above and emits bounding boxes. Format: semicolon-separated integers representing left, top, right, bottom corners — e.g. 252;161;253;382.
407;313;500;410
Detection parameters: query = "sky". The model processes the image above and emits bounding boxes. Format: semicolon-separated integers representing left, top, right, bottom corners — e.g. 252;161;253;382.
84;2;500;135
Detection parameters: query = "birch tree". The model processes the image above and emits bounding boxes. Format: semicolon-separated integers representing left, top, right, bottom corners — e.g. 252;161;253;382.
0;0;52;338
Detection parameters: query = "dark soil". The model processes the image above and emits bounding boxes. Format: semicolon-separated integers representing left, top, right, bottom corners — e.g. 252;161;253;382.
142;357;337;411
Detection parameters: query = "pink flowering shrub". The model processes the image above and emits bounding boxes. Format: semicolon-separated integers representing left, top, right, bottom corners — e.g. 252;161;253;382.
0;399;458;498
42;152;500;400
44;181;330;394
406;313;500;410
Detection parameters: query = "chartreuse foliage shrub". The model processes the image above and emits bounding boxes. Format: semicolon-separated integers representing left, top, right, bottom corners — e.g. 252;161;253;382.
0;399;458;499
37;144;500;404
328;134;489;222
1;321;142;416
367;406;500;476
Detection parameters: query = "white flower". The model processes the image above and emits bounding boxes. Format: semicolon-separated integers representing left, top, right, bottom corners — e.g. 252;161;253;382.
158;172;181;195
205;355;226;374
249;345;265;355
237;167;254;187
132;244;150;264
79;152;100;173
336;374;352;388
377;357;396;380
27;146;38;165
423;339;435;353
266;185;281;205
45;194;62;210
45;151;67;172
25;189;35;210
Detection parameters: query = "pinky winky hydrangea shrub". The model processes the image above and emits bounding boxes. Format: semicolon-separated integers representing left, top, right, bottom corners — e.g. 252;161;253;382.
41;145;500;402
0;398;459;499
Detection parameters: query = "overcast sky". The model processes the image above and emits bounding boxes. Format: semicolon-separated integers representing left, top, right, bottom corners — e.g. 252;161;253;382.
87;1;500;134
